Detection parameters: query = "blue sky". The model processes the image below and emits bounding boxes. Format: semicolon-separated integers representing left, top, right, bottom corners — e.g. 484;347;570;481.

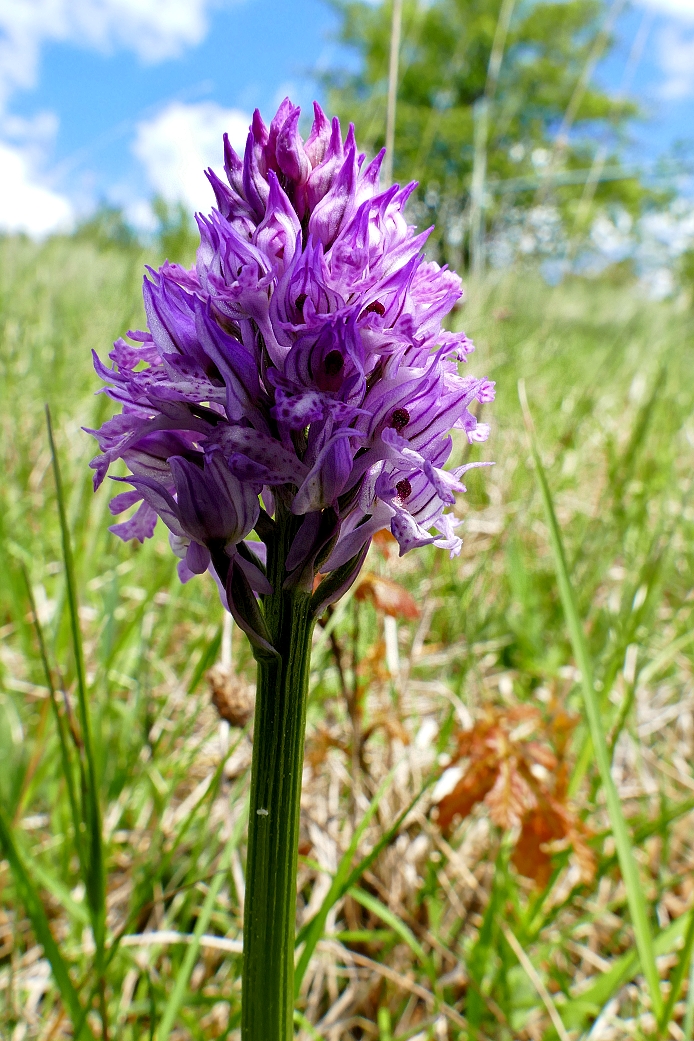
0;0;692;237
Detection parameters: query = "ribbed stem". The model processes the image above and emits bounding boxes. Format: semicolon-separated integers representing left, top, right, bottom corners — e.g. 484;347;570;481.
241;513;315;1041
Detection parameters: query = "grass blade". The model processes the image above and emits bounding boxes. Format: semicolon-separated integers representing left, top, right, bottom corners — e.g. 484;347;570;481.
0;804;94;1038
46;406;108;1025
46;407;93;772
293;1010;327;1040
339;778;433;898
683;956;694;1041
186;624;222;695
294;768;432;992
518;379;663;1019
21;566;88;878
500;921;570;1041
659;908;694;1034
29;858;92;927
348;887;435;983
157;798;248;1040
157;726;248;885
293;774;393;992
562;910;690;1030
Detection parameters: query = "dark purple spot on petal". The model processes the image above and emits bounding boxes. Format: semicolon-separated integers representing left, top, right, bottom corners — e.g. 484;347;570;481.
324;350;344;377
396;478;412;501
390;407;410;432
362;300;385;317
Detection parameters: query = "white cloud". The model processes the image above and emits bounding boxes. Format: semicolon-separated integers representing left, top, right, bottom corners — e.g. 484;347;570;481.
132;101;249;213
123;197;159;234
0;0;226;108
0;0;239;237
634;0;694;99
637;0;694;20
0;141;73;235
655;25;694;98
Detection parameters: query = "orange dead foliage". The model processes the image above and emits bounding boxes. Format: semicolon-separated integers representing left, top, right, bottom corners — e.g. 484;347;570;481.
433;704;595;888
306;728;349;771
354;572;420;620
371;529;398;558
358;638;390;687
361;711;411;745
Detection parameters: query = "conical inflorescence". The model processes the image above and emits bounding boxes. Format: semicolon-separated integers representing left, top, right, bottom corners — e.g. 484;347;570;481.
88;98;494;646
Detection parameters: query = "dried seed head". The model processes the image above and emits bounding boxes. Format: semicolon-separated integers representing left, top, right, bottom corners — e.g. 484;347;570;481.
207;663;255;728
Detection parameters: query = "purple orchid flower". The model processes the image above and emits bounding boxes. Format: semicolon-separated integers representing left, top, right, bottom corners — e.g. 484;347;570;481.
88;98;494;646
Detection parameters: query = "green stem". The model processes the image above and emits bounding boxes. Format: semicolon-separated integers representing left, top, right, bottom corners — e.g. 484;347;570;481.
241;512;315;1041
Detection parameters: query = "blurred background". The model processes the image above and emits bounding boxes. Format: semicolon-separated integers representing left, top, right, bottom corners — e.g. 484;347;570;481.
0;0;693;290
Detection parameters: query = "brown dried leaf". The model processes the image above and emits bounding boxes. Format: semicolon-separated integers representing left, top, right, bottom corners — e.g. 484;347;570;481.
357;638;390;687
354;573;420;620
484;757;536;830
512;797;596;888
433;701;593;888
523;741;558;772
436;756;499;832
548;705;579;753
563;816;597;884
512;804;567;887
371;529;398;558
305;729;348;771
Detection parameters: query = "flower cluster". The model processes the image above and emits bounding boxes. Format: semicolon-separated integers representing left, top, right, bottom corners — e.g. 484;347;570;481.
88;99;494;645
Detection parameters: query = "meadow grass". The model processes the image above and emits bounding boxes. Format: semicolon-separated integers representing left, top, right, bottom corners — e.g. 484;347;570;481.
1;232;694;1040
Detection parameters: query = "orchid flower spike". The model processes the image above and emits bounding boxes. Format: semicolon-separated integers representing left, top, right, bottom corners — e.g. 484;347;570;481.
88;99;494;653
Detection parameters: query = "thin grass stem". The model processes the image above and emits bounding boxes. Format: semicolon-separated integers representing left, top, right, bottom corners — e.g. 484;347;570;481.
383;0;403;187
46;405;108;1036
157;800;248;1040
0;805;95;1039
658;907;694;1036
21;567;87;872
294;768;432;991
519;378;664;1020
683;955;694;1041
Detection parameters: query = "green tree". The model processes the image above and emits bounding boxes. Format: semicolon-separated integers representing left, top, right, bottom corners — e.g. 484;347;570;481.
680;247;694;305
152;195;199;266
73;203;139;252
323;0;643;265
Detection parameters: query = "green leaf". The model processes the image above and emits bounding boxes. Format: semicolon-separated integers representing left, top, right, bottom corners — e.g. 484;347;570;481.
377;1007;392;1041
519;379;663;1020
309;543;368;619
683;956;694;1041
228;555;279;661
29;857;91;927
